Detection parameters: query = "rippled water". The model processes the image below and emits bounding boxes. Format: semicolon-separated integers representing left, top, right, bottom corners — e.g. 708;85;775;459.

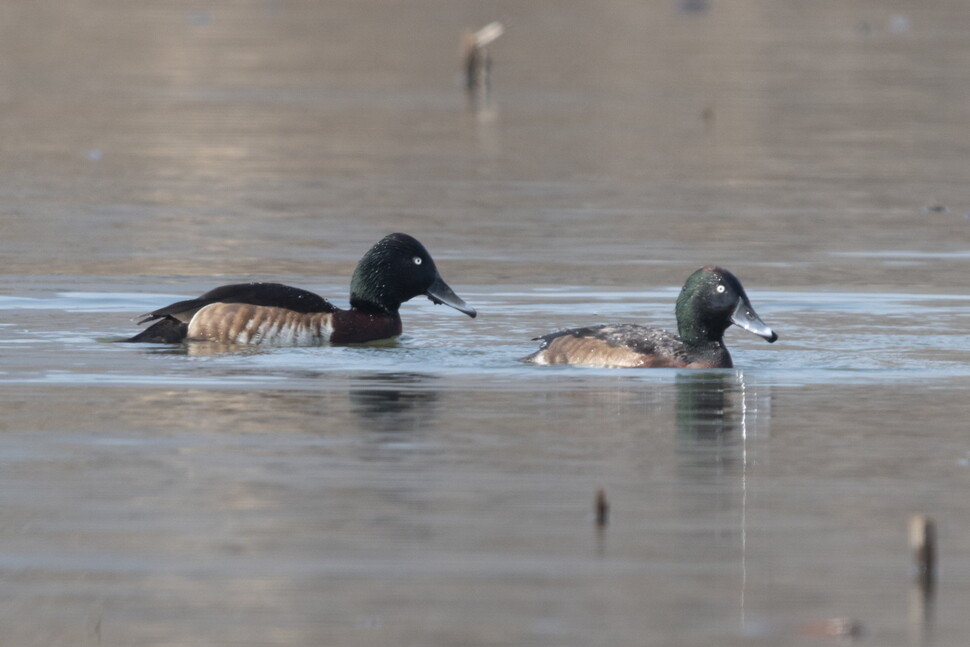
3;0;970;645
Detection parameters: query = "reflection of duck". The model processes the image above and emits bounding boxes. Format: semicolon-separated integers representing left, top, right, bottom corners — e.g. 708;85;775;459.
524;267;777;368
673;372;746;485
675;372;738;439
123;233;476;345
349;373;438;435
672;371;773;477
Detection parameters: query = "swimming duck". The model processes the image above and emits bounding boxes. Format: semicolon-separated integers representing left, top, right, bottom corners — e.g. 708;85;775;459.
123;233;476;344
523;266;777;368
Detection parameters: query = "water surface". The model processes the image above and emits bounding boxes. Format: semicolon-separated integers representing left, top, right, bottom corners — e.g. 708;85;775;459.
2;1;970;645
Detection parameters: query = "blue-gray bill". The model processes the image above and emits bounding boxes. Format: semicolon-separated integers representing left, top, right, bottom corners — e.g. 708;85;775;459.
730;298;777;342
426;275;477;318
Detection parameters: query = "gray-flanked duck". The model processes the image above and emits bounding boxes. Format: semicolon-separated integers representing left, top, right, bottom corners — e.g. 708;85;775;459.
524;266;776;368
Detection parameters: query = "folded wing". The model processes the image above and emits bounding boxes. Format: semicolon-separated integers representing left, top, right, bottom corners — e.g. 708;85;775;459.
137;282;338;324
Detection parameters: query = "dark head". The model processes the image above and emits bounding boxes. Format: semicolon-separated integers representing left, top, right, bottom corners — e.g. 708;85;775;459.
675;266;777;346
349;233;477;318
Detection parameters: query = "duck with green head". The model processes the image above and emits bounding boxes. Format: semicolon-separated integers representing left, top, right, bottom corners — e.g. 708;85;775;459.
524;266;777;368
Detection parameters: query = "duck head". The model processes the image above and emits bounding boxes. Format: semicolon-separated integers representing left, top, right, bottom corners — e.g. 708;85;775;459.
676;266;777;345
350;233;477;318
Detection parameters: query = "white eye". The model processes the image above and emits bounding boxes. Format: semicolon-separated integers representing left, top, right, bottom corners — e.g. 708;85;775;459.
716;284;726;293
413;256;423;265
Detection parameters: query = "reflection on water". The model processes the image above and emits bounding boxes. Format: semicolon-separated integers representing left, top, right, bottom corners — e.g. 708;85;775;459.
676;372;742;439
674;371;771;470
349;373;439;436
911;580;935;647
3;0;970;643
677;0;709;12
674;372;746;513
672;372;772;636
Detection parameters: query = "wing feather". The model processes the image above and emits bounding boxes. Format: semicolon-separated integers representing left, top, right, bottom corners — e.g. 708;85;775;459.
138;282;337;324
531;323;689;367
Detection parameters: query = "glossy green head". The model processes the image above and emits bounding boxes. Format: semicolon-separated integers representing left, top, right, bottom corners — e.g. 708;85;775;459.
675;266;777;347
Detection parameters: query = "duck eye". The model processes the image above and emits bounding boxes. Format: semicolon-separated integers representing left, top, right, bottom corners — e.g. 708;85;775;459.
413;256;423;265
716;285;726;293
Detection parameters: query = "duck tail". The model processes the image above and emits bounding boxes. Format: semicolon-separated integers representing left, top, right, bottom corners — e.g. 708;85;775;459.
118;317;188;343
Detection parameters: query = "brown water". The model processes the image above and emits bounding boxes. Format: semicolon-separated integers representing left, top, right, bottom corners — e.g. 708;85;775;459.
2;0;970;645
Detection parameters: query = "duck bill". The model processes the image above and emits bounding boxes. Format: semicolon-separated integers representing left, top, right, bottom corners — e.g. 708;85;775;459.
426;274;477;318
731;298;778;343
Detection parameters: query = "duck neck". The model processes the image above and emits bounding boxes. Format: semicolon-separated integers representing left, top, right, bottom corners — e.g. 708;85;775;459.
349;262;399;315
679;323;724;348
678;317;731;368
676;302;726;348
349;294;397;316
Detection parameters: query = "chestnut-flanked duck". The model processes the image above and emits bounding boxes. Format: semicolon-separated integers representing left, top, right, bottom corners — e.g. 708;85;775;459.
523;266;777;368
123;233;476;345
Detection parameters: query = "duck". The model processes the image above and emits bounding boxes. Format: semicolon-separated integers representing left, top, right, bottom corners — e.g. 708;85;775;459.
523;266;777;368
123;233;476;344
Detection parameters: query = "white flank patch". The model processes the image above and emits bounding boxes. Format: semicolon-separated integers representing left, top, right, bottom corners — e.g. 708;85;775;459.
190;305;334;345
257;314;332;345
